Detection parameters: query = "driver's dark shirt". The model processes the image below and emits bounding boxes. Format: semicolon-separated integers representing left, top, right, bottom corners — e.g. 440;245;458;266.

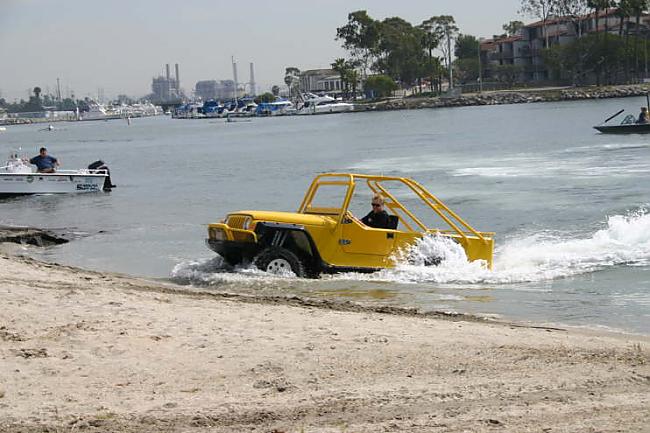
361;210;390;229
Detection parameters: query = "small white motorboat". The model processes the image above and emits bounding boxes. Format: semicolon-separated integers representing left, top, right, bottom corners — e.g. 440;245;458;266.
0;152;114;197
296;93;354;115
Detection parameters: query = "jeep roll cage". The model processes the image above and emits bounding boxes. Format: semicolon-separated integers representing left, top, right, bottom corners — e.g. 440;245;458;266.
298;173;491;243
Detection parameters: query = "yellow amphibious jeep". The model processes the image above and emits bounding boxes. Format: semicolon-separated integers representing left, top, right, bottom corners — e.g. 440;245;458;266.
206;173;493;277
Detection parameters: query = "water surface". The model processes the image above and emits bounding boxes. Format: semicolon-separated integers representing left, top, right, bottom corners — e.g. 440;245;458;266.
1;98;649;333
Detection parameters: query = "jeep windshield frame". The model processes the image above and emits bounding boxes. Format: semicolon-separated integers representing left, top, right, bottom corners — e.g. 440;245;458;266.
298;173;491;243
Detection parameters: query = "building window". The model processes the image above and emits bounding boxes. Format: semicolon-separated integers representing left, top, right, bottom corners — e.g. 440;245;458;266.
335;81;340;90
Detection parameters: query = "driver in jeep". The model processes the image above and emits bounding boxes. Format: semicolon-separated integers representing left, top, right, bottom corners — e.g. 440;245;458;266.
361;194;392;229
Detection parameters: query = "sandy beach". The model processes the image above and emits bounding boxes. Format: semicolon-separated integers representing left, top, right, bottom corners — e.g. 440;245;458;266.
1;251;649;433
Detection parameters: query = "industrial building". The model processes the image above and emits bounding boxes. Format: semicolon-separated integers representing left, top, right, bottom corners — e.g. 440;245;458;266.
151;63;182;102
195;80;235;101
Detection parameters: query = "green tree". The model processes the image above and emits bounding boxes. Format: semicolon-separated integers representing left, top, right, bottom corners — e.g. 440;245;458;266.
455;58;480;83
336;10;380;78
543;33;638;85
346;66;360;99
502;20;525;36
455;34;480;59
494;64;523;87
424;16;459;88
418;18;442;92
364;75;398;98
374;17;427;88
57;98;77;111
331;58;350;97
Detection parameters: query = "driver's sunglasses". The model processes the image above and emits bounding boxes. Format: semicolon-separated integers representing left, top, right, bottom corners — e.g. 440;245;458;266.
371;203;382;208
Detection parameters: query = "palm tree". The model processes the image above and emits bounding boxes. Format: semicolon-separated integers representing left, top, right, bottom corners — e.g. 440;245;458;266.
331;58;349;98
419;18;441;92
33;87;41;99
346;68;360;100
284;67;300;98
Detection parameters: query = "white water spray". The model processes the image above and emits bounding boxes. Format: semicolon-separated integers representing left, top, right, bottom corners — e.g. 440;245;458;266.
172;209;650;287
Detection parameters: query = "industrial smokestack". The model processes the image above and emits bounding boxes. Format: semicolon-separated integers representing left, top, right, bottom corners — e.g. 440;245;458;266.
232;56;238;99
249;62;256;96
165;64;170;81
175;63;180;91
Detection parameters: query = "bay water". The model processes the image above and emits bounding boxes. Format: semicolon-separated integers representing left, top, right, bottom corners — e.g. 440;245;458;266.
1;98;649;333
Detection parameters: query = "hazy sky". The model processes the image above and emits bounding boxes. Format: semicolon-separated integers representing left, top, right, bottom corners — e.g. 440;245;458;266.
1;0;523;101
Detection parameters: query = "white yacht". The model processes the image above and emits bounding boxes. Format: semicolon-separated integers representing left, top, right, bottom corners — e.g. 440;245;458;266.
297;93;355;115
79;101;121;121
0;152;113;197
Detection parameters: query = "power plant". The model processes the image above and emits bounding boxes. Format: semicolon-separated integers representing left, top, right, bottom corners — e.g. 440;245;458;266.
151;59;257;103
151;63;182;102
194;59;257;101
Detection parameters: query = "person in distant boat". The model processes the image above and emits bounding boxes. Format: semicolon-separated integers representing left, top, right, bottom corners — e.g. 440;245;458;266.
29;147;59;173
637;107;649;124
361;194;392;229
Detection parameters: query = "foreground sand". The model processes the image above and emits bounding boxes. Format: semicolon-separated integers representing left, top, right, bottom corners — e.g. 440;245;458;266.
1;253;649;433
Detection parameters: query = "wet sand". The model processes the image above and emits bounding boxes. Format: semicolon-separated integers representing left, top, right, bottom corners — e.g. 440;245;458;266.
1;252;649;432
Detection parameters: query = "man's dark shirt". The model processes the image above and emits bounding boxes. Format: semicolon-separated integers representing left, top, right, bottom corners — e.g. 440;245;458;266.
361;210;391;229
638;113;649;124
29;155;57;171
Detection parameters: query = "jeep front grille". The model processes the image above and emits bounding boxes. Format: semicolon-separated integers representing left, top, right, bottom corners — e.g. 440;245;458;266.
226;215;250;229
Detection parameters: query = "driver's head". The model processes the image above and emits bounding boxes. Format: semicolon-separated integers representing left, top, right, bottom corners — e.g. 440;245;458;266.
371;194;384;213
39;147;47;156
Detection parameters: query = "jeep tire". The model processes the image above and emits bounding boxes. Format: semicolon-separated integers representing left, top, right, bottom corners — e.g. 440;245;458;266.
254;246;308;278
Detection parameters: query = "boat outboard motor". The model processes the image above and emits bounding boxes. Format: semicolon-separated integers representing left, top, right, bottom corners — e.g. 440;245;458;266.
88;160;115;191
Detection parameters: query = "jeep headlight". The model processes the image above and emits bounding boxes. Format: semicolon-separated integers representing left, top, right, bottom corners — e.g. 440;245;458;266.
242;217;252;230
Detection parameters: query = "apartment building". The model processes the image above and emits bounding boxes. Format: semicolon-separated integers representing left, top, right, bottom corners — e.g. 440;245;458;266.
481;9;650;84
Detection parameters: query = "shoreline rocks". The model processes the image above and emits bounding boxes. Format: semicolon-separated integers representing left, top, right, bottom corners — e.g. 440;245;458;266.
0;226;69;247
357;84;650;112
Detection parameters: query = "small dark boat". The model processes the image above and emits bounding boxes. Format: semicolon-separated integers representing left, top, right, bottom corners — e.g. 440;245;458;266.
594;111;650;134
595;96;650;134
594;122;650;134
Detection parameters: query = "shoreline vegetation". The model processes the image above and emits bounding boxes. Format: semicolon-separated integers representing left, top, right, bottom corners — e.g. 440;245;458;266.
1;230;649;432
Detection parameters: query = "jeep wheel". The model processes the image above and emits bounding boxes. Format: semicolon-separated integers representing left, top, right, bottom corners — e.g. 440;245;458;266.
254;247;308;278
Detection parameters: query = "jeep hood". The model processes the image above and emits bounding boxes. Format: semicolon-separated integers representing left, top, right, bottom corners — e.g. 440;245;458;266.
232;211;335;227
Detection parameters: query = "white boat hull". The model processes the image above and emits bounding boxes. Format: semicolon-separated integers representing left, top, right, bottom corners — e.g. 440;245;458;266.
0;173;107;196
297;103;354;115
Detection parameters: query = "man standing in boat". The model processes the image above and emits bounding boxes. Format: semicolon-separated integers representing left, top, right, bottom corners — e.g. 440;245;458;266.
29;147;60;173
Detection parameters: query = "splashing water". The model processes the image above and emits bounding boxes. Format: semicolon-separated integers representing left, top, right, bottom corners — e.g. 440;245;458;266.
172;209;650;287
363;209;650;285
170;255;298;286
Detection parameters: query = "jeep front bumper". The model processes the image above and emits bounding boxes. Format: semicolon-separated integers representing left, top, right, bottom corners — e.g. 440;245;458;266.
206;223;259;263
